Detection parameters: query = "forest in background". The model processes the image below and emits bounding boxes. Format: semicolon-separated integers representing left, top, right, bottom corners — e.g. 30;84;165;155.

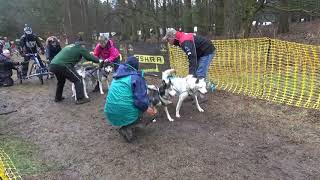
0;0;319;42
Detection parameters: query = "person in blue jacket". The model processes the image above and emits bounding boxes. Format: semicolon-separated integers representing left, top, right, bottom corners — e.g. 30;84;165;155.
104;56;157;142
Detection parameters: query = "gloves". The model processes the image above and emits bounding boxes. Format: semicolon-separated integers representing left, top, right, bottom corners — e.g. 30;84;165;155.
99;59;104;68
13;61;20;66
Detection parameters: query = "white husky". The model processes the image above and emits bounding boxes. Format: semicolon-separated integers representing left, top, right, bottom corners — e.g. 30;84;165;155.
159;69;208;120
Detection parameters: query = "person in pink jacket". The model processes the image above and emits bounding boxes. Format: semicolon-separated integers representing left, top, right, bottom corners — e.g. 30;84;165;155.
93;35;121;92
94;35;120;71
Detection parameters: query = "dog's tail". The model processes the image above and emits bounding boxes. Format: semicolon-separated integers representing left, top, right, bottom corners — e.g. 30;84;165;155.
162;69;176;80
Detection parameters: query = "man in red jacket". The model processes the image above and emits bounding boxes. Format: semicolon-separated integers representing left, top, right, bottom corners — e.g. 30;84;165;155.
162;29;215;81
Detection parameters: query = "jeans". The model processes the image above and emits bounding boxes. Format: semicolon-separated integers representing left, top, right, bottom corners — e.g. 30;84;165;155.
196;52;215;79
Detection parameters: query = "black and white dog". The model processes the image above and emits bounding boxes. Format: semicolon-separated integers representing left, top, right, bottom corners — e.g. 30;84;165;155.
147;83;175;122
72;63;113;100
147;69;207;121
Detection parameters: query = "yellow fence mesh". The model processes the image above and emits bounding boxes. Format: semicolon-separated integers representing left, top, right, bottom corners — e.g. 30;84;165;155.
0;149;22;180
169;37;320;110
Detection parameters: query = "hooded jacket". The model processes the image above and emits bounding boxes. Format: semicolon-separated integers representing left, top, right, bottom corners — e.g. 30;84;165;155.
104;56;149;127
93;39;120;62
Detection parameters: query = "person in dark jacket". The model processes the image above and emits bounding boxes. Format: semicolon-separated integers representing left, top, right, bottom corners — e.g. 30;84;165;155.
162;29;215;81
19;25;45;78
45;36;61;63
104;56;157;142
0;41;3;54
49;41;103;104
0;50;20;87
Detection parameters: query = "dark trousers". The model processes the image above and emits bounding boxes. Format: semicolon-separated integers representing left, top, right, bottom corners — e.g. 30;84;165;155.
49;64;84;100
22;54;45;77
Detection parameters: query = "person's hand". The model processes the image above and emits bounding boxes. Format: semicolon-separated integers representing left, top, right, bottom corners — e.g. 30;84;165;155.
104;58;110;63
40;48;45;55
13;61;20;66
146;107;157;116
99;59;104;68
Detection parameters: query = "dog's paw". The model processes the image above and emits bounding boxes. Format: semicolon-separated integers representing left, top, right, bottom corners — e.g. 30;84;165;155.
168;118;174;122
85;95;90;99
152;119;157;123
100;92;104;95
198;108;204;112
176;114;181;118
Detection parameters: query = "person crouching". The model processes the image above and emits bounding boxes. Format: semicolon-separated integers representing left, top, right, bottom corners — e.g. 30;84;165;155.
104;56;157;142
0;50;20;87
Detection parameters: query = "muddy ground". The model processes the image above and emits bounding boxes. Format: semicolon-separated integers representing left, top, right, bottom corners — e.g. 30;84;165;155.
1;76;320;180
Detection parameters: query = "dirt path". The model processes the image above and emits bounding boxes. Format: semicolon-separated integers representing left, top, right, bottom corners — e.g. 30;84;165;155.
1;78;320;179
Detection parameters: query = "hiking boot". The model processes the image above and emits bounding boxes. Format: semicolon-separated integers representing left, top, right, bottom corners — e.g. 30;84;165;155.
54;97;65;102
118;126;133;143
75;98;90;105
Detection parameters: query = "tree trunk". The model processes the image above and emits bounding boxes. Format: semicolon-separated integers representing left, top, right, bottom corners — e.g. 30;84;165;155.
65;0;73;36
162;0;167;36
224;0;242;38
215;0;224;36
277;0;289;34
184;0;193;32
94;0;98;33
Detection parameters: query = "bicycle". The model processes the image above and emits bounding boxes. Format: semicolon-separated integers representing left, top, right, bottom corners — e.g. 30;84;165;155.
21;53;51;84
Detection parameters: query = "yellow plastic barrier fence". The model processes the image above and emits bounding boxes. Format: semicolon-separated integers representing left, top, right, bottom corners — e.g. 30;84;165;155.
0;149;22;180
169;37;320;110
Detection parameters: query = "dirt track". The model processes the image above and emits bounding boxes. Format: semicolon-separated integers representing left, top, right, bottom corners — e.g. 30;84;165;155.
1;77;320;180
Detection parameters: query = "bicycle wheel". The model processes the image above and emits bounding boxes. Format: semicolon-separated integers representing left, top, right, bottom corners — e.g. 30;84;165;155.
39;75;44;85
29;63;35;77
35;67;44;85
16;69;23;84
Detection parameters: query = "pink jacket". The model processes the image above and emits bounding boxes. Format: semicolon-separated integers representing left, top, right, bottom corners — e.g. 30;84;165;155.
93;39;120;62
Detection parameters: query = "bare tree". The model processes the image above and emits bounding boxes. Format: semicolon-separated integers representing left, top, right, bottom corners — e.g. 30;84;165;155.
277;0;289;33
184;0;193;32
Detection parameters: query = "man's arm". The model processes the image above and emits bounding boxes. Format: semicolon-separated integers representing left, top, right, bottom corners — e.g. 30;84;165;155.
181;41;197;76
80;47;99;63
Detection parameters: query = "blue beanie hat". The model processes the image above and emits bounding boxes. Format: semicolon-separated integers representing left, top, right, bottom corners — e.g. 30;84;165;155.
125;56;139;70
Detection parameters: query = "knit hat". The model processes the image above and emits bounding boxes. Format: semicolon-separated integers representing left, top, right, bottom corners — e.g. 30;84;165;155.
125;56;139;70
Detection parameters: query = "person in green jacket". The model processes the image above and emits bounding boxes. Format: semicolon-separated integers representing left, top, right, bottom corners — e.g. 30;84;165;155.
49;41;103;104
105;56;157;142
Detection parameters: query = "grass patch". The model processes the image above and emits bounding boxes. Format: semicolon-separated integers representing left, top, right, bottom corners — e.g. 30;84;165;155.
0;116;59;176
0;135;55;176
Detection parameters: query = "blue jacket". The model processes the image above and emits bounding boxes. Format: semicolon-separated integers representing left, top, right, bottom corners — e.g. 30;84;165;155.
104;64;149;127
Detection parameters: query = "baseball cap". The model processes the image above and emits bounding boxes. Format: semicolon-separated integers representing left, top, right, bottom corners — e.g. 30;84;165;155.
162;28;177;41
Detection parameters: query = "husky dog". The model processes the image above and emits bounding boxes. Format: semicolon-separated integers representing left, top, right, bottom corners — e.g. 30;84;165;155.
71;63;113;100
147;83;174;122
161;69;207;119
